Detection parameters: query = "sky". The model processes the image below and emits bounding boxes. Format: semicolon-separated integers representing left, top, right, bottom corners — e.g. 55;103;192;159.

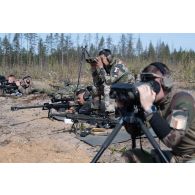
132;33;195;51
76;33;195;51
1;33;195;52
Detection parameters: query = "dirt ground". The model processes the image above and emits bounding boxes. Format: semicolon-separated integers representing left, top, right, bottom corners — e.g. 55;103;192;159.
0;88;194;163
0;94;94;162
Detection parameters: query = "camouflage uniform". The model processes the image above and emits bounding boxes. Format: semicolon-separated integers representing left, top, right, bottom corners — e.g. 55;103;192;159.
91;58;134;112
18;85;32;95
53;84;85;99
157;91;195;162
124;91;195;163
18;76;33;95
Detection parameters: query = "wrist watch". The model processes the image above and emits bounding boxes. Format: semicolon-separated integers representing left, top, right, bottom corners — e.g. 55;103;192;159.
146;105;157;114
145;105;157;120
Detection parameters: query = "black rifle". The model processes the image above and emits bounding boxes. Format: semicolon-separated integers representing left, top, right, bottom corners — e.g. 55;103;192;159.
11;102;79;118
91;82;169;163
50;96;75;103
51;112;118;127
0;81;18;95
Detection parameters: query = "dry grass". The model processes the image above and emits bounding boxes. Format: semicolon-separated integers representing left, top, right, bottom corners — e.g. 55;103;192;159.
0;62;195;89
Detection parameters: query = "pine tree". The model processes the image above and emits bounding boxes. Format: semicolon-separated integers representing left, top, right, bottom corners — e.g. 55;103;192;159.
98;36;105;50
54;33;60;64
13;33;21;65
148;41;155;61
0;38;3;66
126;34;134;59
38;38;46;70
136;37;143;59
2;35;12;66
119;34;127;58
106;35;113;50
95;33;99;52
45;33;55;65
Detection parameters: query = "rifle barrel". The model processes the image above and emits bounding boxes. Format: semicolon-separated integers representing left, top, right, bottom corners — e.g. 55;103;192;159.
11;102;78;111
11;105;44;111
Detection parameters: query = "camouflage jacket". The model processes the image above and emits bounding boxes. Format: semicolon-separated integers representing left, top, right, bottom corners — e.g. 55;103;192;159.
53;84;86;99
91;58;134;87
17;76;33;95
155;91;195;161
18;85;32;95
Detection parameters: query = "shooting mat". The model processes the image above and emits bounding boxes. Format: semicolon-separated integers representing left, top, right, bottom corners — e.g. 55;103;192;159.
77;128;156;147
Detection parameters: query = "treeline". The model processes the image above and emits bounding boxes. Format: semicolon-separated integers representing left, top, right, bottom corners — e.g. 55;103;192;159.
0;33;195;81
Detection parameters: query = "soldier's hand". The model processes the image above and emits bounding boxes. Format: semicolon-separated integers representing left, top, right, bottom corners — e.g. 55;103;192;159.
15;80;21;87
95;57;104;68
66;107;75;113
137;84;156;111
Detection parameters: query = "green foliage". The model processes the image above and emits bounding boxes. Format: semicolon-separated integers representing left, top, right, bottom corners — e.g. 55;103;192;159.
0;33;195;85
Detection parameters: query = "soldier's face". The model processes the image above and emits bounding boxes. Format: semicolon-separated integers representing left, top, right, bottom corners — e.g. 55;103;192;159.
8;76;16;83
77;92;85;105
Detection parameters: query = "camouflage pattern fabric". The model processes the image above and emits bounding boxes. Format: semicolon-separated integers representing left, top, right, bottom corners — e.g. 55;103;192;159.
18;76;33;95
163;92;195;162
18;85;32;95
91;58;135;112
155;91;195;162
92;58;134;86
53;84;86;99
123;91;195;163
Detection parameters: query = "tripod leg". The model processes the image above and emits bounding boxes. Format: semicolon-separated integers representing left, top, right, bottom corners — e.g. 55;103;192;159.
91;118;123;163
136;118;169;163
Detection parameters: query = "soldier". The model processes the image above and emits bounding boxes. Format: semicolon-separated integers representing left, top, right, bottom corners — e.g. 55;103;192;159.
0;74;20;95
124;62;195;163
7;74;17;84
51;87;105;122
89;49;134;115
17;76;33;95
7;74;33;95
72;87;105;115
52;81;74;100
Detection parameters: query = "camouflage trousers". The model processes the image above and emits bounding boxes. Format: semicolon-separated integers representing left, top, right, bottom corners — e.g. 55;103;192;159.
96;83;115;113
121;148;195;163
171;153;195;163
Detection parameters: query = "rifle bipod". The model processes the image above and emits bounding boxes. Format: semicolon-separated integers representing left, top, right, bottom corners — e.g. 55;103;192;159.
91;115;169;163
69;121;91;137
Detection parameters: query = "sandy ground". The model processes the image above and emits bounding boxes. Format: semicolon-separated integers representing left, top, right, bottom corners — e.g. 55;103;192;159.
0;88;194;163
0;94;93;163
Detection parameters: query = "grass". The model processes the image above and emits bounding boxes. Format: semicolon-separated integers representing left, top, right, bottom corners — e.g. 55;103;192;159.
0;62;194;89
